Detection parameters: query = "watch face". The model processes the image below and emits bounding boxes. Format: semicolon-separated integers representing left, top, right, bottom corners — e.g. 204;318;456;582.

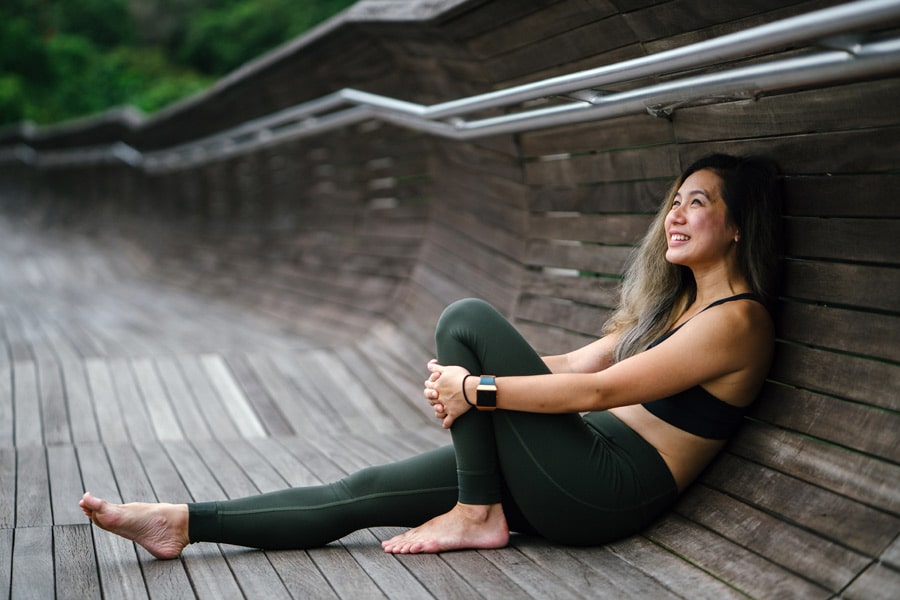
477;375;497;409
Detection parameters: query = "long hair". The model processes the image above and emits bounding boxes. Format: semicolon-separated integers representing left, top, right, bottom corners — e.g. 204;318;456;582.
604;154;782;362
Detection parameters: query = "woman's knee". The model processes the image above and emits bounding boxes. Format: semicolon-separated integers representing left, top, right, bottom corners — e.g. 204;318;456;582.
436;298;500;337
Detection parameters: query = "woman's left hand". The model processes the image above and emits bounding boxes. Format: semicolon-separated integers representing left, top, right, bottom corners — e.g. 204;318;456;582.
424;359;472;428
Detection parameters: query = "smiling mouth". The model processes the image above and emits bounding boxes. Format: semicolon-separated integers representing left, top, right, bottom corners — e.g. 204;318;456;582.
670;234;690;241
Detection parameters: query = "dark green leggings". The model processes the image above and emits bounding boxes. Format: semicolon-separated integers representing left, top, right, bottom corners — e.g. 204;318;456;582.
188;298;677;548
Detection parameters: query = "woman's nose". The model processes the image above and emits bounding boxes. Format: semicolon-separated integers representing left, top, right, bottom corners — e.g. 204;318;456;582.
667;205;685;224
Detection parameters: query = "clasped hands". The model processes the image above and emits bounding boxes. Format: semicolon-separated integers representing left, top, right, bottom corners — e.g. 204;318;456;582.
424;359;472;428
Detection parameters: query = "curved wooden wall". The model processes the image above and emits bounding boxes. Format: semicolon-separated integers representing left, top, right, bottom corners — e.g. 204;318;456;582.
1;0;898;597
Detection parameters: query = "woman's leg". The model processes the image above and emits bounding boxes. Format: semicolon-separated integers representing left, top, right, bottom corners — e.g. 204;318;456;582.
187;445;460;549
432;298;552;505
82;446;461;555
400;298;678;548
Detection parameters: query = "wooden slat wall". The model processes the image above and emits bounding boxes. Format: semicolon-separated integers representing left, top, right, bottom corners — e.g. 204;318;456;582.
1;0;898;598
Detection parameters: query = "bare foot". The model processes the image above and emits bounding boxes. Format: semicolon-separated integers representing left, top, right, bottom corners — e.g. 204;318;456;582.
381;502;509;554
79;492;190;559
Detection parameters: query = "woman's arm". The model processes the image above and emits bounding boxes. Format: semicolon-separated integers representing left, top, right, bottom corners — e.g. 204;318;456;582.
430;301;772;428
542;332;620;374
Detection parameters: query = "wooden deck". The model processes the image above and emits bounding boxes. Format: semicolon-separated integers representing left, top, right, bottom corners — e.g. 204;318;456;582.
3;2;899;598
1;218;739;600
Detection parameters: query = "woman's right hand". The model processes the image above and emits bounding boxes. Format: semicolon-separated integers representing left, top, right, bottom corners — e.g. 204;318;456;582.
424;359;472;428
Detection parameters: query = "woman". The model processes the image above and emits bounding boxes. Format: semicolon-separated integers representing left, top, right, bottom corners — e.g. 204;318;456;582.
80;153;781;558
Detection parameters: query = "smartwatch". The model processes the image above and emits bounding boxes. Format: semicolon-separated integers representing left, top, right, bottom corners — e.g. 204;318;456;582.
476;375;497;411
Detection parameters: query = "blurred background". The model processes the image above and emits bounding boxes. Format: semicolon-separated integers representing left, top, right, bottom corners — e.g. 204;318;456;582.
0;0;356;127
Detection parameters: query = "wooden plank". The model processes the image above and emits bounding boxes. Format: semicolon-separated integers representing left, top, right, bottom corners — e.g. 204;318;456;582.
176;354;245;440
137;549;194;600
529;178;669;214
84;358;130;444
221;352;292;437
515;539;687;598
108;357;158;443
333;345;433;431
61;360;101;444
678;126;900;176
337;528;436;599
728;424;900;516
269;351;350;439
770;342;900;412
16;446;52;527
606;535;744;600
529;213;654;244
180;543;246;600
646;514;830;599
783;174;900;218
243;353;317;437
4;311;34;363
130;357;185;441
222;552;294;599
524;145;680;186
10;526;55;599
467;0;619;58
306;349;401;434
675;485;869;593
483;13;639;84
525;238;633;275
784;217;900;264
674;79;900;142
438;547;536;598
48;444;86;525
153;356;214;441
13;360;41;447
0;448;13;528
623;0;798;40
883;535;900;570
479;545;583;599
54;524;102;600
38;360;70;445
0;363;11;447
519;269;620;308
201;353;267;439
265;550;341;600
842;562;900;600
307;544;388;599
0;529;11;599
703;453;900;557
516;293;612;336
216;437;288;495
521;112;674;158
777;302;899;362
781;259;900;313
753;383;900;462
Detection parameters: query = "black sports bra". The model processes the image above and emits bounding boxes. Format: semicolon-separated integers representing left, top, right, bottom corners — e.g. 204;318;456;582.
641;293;763;440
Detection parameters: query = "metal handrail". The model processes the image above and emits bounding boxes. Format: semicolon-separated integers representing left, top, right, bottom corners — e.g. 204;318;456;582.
3;0;900;171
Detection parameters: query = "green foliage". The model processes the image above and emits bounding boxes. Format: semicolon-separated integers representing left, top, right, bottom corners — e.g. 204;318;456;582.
0;0;357;127
0;76;27;124
52;0;135;49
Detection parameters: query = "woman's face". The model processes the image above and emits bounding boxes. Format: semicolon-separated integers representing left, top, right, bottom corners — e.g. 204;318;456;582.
664;169;738;269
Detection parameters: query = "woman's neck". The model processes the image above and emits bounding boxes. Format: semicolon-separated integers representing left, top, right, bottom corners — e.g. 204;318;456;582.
690;261;749;307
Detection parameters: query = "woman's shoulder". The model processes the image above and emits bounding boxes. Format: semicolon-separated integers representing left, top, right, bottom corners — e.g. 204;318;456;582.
692;295;774;356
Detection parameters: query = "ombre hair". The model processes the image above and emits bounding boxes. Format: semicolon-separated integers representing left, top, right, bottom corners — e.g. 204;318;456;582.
604;154;782;362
